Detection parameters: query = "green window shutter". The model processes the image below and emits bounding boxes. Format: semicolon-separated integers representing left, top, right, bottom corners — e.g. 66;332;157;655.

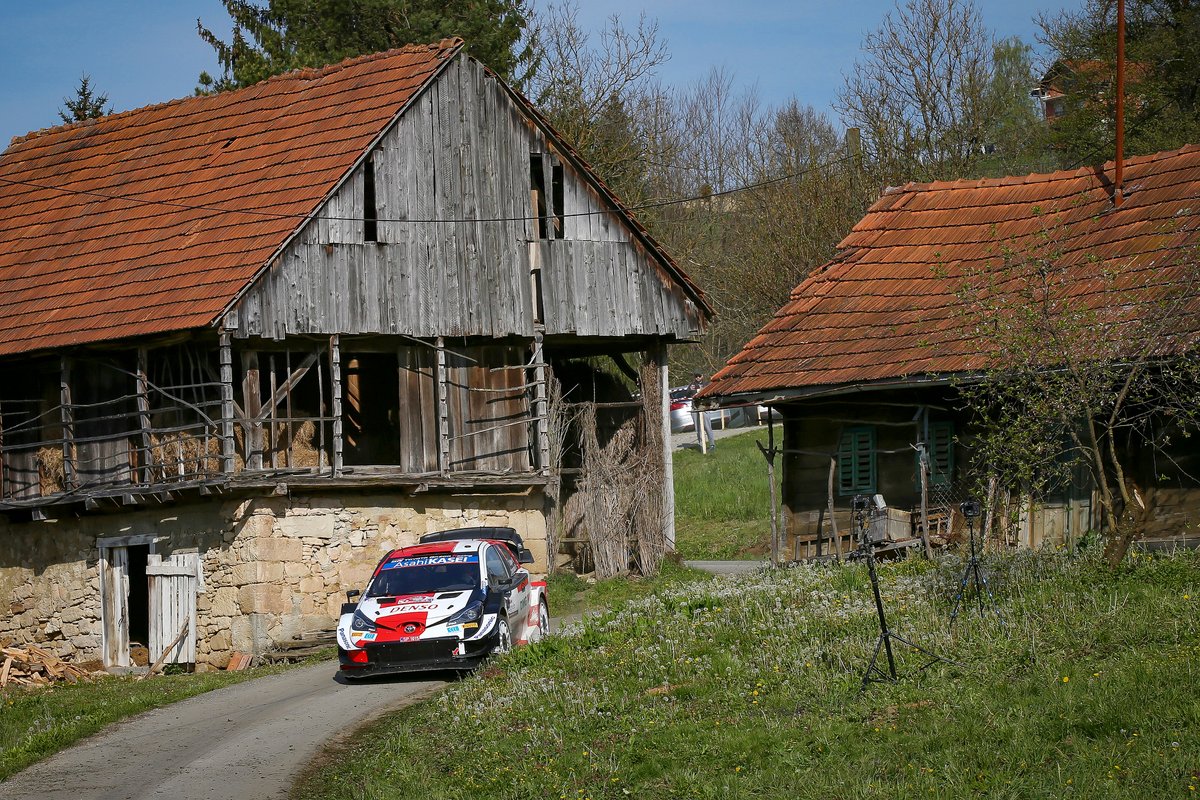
916;421;954;489
838;426;876;495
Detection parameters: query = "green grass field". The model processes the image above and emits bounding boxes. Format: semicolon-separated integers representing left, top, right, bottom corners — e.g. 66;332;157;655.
673;425;779;560
293;548;1200;799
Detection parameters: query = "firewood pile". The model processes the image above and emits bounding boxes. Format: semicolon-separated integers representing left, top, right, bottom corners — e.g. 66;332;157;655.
263;629;336;663
0;641;98;688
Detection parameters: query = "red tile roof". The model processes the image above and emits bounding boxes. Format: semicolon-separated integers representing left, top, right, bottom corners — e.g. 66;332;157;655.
0;39;462;357
703;145;1200;401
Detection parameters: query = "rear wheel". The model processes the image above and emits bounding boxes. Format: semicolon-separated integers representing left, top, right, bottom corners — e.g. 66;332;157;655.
537;599;550;637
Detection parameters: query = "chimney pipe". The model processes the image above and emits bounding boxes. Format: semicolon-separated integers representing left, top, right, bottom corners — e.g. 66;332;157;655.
1114;0;1126;206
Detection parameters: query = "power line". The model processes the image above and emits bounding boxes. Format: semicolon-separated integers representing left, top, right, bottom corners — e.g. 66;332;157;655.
0;152;856;226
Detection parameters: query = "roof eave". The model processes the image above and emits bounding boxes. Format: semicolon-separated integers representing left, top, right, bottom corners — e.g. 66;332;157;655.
696;371;981;409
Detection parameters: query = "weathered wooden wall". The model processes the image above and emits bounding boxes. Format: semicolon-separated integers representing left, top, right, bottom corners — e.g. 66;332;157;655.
228;55;703;341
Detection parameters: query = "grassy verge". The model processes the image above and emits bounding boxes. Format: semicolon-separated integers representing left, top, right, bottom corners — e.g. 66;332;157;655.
545;559;713;619
0;653;330;780
293;549;1199;799
673;425;779;560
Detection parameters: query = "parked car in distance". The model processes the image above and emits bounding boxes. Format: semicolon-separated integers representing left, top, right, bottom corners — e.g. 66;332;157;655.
669;387;769;433
337;526;548;677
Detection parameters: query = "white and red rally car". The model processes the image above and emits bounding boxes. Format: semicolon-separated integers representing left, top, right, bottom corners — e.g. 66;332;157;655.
337;527;548;677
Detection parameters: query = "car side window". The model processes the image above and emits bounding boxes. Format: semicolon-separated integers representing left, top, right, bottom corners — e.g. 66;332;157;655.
485;547;511;585
499;545;522;574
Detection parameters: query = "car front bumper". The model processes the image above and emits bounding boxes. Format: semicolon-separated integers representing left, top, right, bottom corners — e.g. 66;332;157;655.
338;631;499;676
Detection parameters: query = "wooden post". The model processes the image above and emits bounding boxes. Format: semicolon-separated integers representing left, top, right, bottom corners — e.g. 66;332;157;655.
828;456;842;561
219;332;235;475
330;335;343;476
59;356;75;490
435;336;450;474
531;334;550;473
918;445;933;559
268;353;278;469
759;408;780;564
135;348;153;484
655;342;675;552
241;351;263;470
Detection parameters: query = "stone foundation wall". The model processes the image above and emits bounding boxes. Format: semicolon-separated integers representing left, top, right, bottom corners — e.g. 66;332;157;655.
0;489;548;670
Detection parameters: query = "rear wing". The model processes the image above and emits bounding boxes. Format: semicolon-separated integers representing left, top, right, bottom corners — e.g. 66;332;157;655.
420;526;534;564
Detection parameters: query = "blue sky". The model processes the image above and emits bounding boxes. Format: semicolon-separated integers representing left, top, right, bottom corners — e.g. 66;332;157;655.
0;1;1074;146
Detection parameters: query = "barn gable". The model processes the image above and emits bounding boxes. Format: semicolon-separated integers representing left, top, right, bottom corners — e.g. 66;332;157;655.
228;54;706;341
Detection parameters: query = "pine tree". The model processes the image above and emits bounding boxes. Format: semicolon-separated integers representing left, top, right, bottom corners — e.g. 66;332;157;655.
195;0;537;93
58;74;112;124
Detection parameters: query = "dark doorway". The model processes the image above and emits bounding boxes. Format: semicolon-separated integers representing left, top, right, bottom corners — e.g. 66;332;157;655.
126;545;150;647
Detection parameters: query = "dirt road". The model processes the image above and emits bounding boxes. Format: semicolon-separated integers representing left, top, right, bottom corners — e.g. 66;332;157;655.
0;662;444;800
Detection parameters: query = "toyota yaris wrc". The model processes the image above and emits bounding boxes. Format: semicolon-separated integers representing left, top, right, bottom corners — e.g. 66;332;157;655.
337;527;548;677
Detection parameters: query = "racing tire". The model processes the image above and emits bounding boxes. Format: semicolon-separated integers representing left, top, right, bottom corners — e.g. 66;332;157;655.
537;599;550;638
493;617;511;655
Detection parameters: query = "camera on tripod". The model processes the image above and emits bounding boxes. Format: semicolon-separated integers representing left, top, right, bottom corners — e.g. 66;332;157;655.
960;500;982;519
852;494;889;548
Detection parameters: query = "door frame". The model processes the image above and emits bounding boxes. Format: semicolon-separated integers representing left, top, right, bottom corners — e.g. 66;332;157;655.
98;534;164;669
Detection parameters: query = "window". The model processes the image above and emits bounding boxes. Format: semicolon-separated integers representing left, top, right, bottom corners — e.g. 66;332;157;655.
929;421;954;487
529;153;548;239
916;421;954;489
838;426;875;495
529;153;565;240
485;546;513;585
363;155;378;242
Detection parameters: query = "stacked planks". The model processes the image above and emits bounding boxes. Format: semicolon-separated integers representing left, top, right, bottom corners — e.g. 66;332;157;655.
0;641;95;687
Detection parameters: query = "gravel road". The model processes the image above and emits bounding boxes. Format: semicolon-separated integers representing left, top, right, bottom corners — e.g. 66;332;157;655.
0;662;445;800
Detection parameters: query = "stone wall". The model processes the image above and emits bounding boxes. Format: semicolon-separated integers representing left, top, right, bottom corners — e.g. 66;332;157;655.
0;488;548;671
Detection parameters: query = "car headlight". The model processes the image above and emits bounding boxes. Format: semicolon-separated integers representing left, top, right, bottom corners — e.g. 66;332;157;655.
446;600;483;626
350;610;376;632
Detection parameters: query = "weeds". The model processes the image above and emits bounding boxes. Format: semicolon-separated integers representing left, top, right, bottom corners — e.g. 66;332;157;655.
295;549;1200;799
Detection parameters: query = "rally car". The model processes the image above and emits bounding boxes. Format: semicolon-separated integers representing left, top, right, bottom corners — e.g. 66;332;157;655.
336;526;548;677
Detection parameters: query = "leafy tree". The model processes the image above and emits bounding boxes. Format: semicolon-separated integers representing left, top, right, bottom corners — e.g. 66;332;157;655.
954;210;1200;565
58;74;112;124
1039;0;1200;164
196;0;537;93
978;37;1055;176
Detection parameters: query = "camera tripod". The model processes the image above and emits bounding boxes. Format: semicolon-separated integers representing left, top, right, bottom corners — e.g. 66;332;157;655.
852;498;952;690
949;505;1003;626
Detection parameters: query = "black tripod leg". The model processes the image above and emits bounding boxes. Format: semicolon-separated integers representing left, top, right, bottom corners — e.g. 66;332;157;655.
949;558;973;623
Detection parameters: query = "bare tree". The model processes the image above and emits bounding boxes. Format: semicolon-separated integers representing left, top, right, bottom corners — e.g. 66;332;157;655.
527;2;669;205
837;0;998;185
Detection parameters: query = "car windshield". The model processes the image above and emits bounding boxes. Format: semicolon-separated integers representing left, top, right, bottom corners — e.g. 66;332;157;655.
366;554;480;597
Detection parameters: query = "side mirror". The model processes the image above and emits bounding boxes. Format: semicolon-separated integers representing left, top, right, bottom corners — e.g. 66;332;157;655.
517;548;534;564
346;589;361;603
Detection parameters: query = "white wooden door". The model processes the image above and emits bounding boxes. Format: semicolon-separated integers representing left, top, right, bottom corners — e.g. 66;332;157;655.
147;553;199;664
99;547;130;668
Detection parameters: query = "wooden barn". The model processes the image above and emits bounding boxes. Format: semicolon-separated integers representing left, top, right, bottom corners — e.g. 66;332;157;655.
0;39;710;670
700;146;1200;560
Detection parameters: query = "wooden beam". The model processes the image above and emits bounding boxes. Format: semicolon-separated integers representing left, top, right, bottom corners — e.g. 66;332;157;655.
268;353;278;469
135;347;153;485
330;335;343;476
219;332;235;474
531;334;550;473
435;336;450;475
241;351;263;470
59;356;75;491
654;341;675;552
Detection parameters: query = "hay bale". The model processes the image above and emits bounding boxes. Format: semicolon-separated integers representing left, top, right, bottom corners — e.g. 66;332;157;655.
35;447;65;495
279;420;320;468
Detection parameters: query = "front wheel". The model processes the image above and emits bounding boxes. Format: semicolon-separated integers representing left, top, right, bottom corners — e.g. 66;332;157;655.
493;617;511;655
